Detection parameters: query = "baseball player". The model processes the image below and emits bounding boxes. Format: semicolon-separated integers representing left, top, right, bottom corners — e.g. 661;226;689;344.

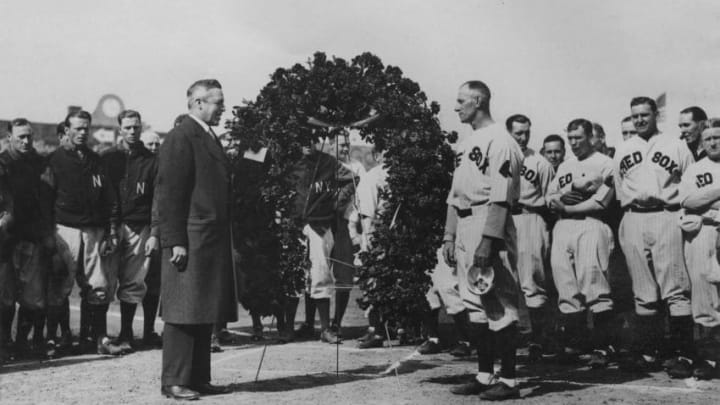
547;119;617;368
621;116;637;141
101;109;159;353
591;122;616;158
505;114;553;361
444;80;523;401
0;148;15;363
542;134;566;172
678;106;708;161
0;119;56;359
48;110;123;356
614;97;695;372
677;118;720;379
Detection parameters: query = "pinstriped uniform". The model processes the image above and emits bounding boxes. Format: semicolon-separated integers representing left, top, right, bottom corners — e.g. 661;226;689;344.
426;247;465;315
513;149;553;309
679;157;720;327
447;125;523;330
614;134;693;316
548;152;615;314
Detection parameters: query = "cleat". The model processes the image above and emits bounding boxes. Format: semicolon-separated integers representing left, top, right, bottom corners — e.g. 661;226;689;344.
479;382;521;400
357;334;385;349
450;379;492;395
320;328;341;344
97;337;123;356
666;356;694;379
449;341;472;357
416;339;441;355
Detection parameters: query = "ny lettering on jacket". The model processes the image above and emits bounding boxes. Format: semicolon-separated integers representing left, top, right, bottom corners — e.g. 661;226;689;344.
311;180;333;193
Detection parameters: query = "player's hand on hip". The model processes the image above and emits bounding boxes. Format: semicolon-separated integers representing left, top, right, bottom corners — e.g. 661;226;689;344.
473;237;493;268
170;245;188;271
443;240;456;267
144;235;159;256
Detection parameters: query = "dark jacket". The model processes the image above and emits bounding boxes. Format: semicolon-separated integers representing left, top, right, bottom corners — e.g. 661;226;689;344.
101;143;158;226
47;146;118;229
157;116;237;324
0;148;54;242
292;151;356;234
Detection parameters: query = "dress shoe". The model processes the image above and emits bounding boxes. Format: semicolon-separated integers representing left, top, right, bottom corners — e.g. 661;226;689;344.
320;328;341;344
450;379;492;395
190;383;232;395
116;338;135;354
449;341;472;357
417;339;441;355
277;328;295;344
161;385;200;400
666;356;694;379
479;382;520;400
693;360;718;380
97;337;123;356
357;334;385;349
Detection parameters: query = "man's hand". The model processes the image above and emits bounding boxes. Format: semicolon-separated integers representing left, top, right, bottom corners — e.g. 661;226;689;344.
442;240;456;268
144;235;159;257
548;195;567;213
560;190;587;206
100;234;118;257
170;245;188;271
473;236;493;268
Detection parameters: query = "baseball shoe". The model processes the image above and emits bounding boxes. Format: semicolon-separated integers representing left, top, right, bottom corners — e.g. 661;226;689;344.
619;352;660;373
56;333;74;353
556;347;581;365
116;338;135;354
357;329;376;343
320;328;341;344
527;343;543;363
666;356;694;379
450;378;493;395
277;328;295;344
357;334;385;349
189;383;232;396
295;323;315;339
210;334;223;353
45;340;58;359
97;337;123;356
693;360;718;380
217;328;238;344
161;385;200;401
449;341;472;357
142;332;163;349
588;347;614;369
417;339;441;355
77;337;96;355
479;382;521;400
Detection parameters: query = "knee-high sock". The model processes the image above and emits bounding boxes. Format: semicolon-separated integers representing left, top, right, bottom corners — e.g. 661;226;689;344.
424;308;440;339
496;323;518;379
80;298;92;341
528;306;546;345
669;315;695;358
333;290;350;327
45;305;62;341
15;307;33;345
368;308;382;332
591;310;615;350
316;298;331;331
633;313;663;355
60;298;71;336
119;302;137;340
452;310;471;343
474;323;493;374
0;305;15;345
91;304;109;341
32;309;46;345
142;294;159;337
304;293;316;326
285;296;300;331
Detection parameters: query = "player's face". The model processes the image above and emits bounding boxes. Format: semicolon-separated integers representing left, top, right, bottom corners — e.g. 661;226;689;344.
66;117;90;147
567;127;592;159
678;113;702;145
702;128;720;161
10;125;34;154
630;103;658;138
509;122;530;152
454;86;480;124
119;116;142;145
590;129;605;150
543;141;565;168
621;120;637;141
339;138;350;160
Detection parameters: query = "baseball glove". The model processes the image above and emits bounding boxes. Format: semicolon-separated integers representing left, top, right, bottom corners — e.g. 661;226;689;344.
466;264;494;295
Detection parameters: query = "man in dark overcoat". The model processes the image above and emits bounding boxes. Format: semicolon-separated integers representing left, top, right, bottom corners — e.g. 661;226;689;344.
157;79;237;400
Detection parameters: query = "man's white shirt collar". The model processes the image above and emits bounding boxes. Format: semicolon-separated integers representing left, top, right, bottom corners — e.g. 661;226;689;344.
189;113;213;136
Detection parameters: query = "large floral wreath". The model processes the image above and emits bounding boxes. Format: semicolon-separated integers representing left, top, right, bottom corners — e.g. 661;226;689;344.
228;52;455;326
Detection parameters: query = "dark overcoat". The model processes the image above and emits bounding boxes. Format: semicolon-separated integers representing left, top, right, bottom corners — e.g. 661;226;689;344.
157;116;237;324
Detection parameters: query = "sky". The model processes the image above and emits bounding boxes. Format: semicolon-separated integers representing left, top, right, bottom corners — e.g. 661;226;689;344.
1;0;720;148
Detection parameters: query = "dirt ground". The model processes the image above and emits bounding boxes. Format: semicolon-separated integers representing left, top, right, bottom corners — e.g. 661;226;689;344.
1;288;719;405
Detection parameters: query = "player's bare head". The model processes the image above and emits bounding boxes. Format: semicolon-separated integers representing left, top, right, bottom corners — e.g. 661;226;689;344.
7;118;34;154
186;79;225;126
678;106;707;146
506;114;531;152
117;109;143;145
630;96;658;138
621;116;637;141
141;131;161;154
590;122;606;150
701;118;720;161
455;80;491;127
64;110;92;148
542;134;565;168
566;119;593;160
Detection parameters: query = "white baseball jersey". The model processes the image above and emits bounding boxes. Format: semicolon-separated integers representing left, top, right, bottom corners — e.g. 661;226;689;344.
548;152;615;207
519;149;553;207
447;124;523;209
614;133;694;207
357;164;388;219
679;156;720;218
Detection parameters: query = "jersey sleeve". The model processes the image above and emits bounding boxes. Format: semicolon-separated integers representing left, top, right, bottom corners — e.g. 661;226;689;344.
357;172;378;218
488;138;520;204
679;164;700;204
591;157;615;207
537;156;554;198
678;141;696;173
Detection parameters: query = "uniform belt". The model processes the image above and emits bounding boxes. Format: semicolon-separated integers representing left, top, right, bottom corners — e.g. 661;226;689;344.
455;204;487;218
624;205;680;213
511;205;543;215
558;213;597;220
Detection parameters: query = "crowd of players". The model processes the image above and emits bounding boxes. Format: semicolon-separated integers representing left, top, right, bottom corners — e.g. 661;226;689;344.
1;81;720;401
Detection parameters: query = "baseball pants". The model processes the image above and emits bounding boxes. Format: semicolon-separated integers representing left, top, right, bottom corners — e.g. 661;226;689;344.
114;224;151;304
512;212;549;309
619;211;691;316
303;224;335;299
426;248;465;315
551;218;614;315
331;217;355;289
454;206;520;331
9;241;51;310
684;224;720;328
56;224;117;305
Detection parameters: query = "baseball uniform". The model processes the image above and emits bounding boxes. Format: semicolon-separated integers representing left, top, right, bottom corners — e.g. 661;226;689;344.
548;152;615;316
446;124;523;330
679;157;720;329
426;247;465;315
614;133;693;317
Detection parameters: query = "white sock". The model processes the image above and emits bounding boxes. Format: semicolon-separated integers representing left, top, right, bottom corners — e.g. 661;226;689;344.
498;377;517;388
428;337;439;344
476;372;494;385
